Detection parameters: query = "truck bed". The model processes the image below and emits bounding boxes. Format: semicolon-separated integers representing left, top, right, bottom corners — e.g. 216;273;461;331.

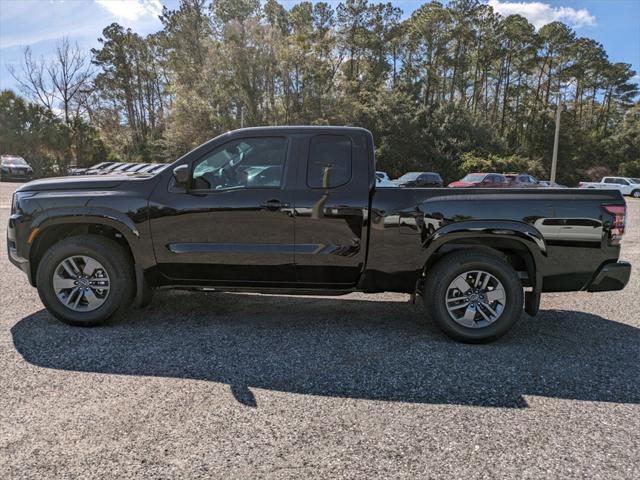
363;187;626;293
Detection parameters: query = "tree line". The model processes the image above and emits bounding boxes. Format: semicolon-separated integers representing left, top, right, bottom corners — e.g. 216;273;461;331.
1;0;638;184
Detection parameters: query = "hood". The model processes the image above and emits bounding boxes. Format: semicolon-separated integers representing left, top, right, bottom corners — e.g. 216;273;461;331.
448;181;476;188
2;163;32;169
17;175;130;192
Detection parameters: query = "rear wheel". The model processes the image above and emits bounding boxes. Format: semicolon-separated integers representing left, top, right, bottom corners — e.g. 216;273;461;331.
424;251;524;343
36;235;134;326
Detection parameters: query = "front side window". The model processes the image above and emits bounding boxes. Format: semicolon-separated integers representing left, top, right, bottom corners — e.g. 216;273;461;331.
462;174;486;183
307;135;352;188
192;137;287;191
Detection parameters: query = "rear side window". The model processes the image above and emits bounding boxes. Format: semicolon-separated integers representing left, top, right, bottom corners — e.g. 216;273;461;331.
604;178;615;184
307;135;352;188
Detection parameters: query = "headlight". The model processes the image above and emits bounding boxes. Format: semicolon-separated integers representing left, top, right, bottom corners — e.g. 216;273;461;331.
11;191;36;214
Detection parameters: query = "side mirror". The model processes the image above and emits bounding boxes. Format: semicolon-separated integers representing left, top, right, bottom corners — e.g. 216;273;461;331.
173;165;190;188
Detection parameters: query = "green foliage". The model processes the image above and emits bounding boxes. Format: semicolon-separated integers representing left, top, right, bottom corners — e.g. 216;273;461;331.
0;90;106;175
4;0;639;182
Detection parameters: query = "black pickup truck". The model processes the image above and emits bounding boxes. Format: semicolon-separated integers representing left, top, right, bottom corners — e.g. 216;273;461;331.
7;127;631;342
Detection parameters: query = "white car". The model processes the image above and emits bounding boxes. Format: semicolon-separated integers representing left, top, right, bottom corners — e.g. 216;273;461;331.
578;177;640;198
376;170;397;187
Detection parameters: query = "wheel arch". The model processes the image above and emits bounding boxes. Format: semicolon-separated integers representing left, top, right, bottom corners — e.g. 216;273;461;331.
421;221;546;316
29;219;137;283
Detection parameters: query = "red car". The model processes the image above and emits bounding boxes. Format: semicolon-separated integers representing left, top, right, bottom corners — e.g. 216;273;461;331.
448;173;509;188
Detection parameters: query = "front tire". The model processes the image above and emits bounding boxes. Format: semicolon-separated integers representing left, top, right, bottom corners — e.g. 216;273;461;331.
36;235;134;326
424;251;524;343
632;190;640;198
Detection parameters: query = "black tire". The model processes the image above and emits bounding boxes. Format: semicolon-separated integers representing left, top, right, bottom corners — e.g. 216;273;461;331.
424;251;524;343
632;190;640;198
36;235;134;326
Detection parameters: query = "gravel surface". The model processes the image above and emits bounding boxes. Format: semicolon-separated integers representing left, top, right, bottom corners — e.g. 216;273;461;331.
1;181;639;479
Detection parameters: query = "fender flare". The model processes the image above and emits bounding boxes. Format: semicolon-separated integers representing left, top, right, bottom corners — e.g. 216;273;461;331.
28;208;152;307
421;220;546;316
30;207;142;261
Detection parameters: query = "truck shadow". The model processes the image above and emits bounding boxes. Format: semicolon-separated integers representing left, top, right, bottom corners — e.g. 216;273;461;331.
11;291;640;408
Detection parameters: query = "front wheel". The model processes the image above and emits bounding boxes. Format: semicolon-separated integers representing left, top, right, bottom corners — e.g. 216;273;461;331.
631;190;640;198
36;235;134;326
424;251;524;343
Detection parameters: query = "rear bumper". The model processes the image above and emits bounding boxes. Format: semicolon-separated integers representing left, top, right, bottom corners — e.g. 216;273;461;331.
586;261;631;292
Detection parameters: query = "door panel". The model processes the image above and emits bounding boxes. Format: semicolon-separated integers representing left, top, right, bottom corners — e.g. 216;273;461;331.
149;136;298;284
293;132;372;286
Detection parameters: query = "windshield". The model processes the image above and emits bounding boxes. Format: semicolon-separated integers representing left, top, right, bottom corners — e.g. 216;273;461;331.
2;156;27;165
631;178;640;184
398;172;420;181
461;174;486;182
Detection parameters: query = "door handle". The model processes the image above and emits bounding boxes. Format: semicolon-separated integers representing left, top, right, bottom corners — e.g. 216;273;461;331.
260;199;290;210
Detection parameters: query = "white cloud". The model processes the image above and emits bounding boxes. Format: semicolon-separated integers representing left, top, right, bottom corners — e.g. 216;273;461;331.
487;0;596;29
95;0;162;22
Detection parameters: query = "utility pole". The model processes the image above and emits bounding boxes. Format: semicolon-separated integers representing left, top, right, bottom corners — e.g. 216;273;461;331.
240;105;244;128
550;94;561;184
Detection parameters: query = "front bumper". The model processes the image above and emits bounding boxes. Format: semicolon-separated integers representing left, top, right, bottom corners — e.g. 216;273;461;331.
1;170;32;180
7;212;34;285
586;261;631;292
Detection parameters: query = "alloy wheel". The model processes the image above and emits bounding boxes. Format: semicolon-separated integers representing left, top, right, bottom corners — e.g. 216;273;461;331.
52;255;111;312
445;270;506;328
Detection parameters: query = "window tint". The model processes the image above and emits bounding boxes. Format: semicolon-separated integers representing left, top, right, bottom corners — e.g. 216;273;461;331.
616;179;629;185
604;178;615;183
192;137;287;191
307;135;352;188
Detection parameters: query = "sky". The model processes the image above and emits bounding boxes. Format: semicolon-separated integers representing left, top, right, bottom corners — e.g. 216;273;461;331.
0;0;638;92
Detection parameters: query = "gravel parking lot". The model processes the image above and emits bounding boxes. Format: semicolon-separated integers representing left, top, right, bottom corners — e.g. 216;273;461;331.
1;181;639;479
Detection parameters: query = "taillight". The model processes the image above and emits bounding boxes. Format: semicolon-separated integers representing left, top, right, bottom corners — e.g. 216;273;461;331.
603;205;626;245
578;182;583;187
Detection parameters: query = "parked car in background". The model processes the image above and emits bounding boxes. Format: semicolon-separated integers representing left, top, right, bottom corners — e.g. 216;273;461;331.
376;171;397;187
538;181;567;188
1;155;33;181
448;173;509;188
504;173;542;188
394;172;443;188
78;162;167;176
579;177;640;198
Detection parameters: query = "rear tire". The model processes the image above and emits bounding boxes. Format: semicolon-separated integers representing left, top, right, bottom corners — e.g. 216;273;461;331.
36;235;134;326
424;251;524;343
